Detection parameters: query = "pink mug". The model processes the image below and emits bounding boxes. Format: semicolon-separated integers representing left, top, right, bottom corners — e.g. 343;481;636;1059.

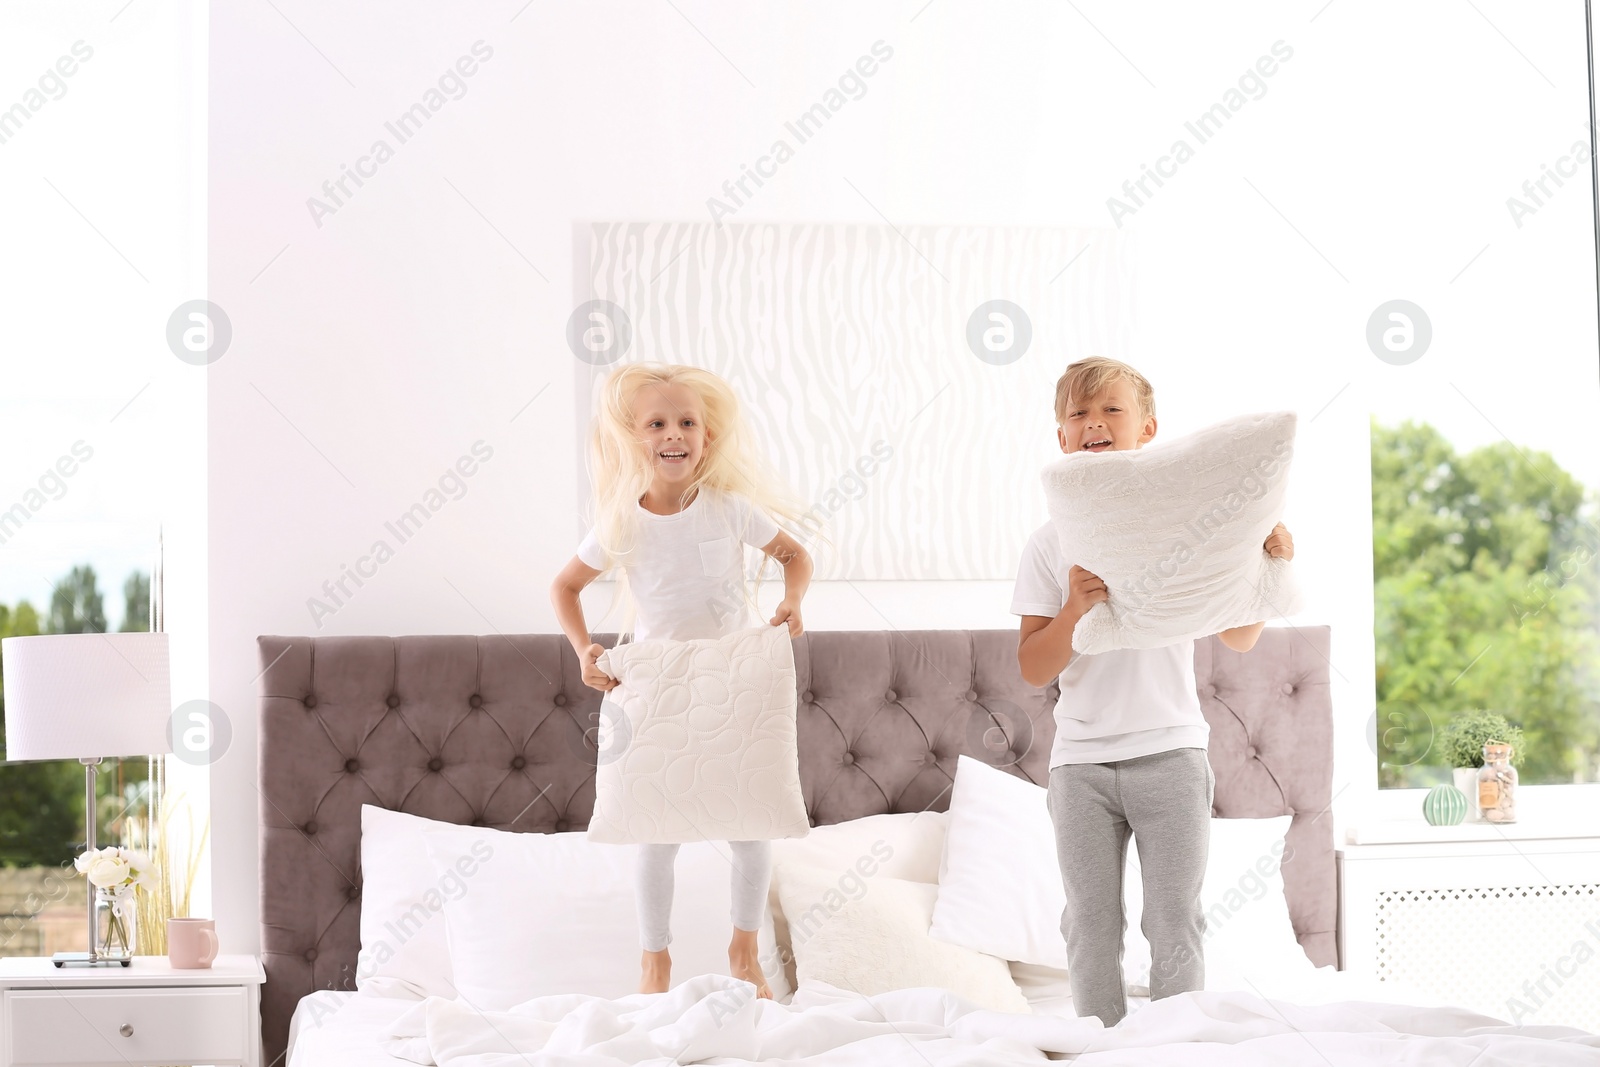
167;918;219;968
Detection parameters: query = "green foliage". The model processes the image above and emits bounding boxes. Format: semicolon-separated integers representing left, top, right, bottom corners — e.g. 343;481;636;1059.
119;572;150;633
47;565;106;635
1372;418;1600;787
1438;710;1527;769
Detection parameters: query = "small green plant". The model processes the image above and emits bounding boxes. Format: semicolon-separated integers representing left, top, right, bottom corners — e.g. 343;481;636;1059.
1439;710;1527;769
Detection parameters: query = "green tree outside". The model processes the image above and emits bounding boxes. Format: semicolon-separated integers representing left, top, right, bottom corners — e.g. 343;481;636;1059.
1372;418;1600;787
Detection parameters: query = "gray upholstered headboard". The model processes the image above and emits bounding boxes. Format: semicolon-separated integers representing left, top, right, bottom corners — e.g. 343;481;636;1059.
257;625;1333;1065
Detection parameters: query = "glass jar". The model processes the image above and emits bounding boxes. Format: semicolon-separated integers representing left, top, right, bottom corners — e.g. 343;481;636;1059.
95;885;138;961
1477;741;1517;824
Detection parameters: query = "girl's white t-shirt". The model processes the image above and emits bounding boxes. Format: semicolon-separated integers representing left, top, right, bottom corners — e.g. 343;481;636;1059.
1011;520;1210;769
576;487;781;644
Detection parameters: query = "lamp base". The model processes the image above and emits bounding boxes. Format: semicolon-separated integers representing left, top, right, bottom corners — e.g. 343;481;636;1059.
51;952;130;968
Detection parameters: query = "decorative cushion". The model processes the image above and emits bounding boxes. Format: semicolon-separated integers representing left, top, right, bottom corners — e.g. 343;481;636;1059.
1040;410;1304;654
589;624;809;844
773;860;1031;1014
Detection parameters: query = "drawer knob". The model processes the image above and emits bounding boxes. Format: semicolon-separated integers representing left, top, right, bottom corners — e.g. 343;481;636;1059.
119;1023;133;1038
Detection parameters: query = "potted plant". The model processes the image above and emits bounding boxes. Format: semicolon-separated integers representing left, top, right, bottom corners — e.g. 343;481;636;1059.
1439;710;1527;822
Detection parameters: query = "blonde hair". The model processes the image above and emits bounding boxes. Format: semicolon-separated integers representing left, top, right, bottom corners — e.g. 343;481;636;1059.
1053;356;1156;425
584;362;825;638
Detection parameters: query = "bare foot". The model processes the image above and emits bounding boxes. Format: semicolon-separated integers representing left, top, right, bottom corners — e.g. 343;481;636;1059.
728;927;772;999
640;947;671;994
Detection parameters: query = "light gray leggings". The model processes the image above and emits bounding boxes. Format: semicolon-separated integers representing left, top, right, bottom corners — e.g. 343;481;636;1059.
636;840;772;952
1046;746;1213;1027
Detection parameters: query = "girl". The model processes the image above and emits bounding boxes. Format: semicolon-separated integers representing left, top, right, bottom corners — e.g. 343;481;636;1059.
549;361;818;998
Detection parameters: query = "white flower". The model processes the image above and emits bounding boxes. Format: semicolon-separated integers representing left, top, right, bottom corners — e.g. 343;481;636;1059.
84;853;131;889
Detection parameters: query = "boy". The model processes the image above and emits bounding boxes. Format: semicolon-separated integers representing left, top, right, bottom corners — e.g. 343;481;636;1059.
1012;356;1293;1026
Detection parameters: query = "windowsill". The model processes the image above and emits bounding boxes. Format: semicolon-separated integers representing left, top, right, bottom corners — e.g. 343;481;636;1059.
1344;816;1600;845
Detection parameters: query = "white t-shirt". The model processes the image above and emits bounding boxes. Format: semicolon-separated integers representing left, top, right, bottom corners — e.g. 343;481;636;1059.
576;486;781;644
1011;521;1209;768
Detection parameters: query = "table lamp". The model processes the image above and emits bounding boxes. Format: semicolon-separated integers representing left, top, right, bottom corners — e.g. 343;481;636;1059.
1;632;173;966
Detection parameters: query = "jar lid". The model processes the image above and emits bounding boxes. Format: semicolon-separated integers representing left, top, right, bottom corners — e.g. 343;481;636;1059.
1483;740;1513;758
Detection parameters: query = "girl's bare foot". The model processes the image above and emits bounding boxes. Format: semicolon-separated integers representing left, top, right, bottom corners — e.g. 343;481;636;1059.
640;947;671;994
728;926;772;999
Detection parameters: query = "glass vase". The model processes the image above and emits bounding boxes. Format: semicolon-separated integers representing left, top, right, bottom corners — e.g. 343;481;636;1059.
1476;741;1518;824
95;885;138;961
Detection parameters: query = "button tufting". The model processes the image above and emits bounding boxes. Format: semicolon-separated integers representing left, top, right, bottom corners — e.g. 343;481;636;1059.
802;691;814;703
510;756;526;770
302;821;317;835
344;758;359;773
553;693;568;707
347;885;360;901
427;757;443;772
884;689;898;702
924;752;937;766
469;694;483;708
555;820;569;832
386;694;400;708
303;695;317;709
966;690;979;702
470;817;485;827
841;752;855;765
1281;682;1295;695
1246;745;1259;759
1204;684;1217;698
305;948;317;962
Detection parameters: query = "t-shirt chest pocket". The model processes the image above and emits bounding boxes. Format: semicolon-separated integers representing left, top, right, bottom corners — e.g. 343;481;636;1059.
697;536;735;577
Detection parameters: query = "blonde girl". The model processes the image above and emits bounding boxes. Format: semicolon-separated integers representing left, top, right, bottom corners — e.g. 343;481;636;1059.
550;361;817;998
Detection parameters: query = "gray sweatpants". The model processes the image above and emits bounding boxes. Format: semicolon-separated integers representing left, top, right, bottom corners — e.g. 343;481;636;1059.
1045;746;1213;1027
636;840;771;952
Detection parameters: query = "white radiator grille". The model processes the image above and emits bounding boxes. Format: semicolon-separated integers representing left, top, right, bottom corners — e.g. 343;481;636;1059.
1375;884;1600;1032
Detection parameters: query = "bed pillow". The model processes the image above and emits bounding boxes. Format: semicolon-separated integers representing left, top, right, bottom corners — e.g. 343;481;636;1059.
1125;813;1316;994
1040;409;1304;655
355;805;466;999
929;759;1313;992
590;623;809;844
928;756;1068;969
423;826;791;1010
767;810;949;995
773;859;1030;1014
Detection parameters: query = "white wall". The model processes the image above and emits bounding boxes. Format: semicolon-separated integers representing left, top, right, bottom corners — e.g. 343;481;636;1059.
207;1;1598;952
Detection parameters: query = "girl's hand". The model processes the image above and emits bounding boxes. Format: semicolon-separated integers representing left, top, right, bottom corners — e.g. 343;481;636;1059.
581;642;618;692
770;599;804;638
1264;522;1294;561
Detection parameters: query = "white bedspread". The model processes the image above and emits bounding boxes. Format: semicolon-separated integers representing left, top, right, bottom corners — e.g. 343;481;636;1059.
379;972;1600;1066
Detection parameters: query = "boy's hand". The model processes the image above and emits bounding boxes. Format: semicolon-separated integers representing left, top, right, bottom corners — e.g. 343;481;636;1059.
1065;564;1109;618
770;598;804;638
1264;522;1294;561
581;642;619;692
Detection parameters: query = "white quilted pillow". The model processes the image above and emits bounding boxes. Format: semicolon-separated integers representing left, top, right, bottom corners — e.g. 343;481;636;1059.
588;624;810;844
1040;409;1305;655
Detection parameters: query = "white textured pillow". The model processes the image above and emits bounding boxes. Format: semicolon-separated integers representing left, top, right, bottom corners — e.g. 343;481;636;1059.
1040;409;1304;654
929;756;1068;969
355;805;466;999
590;624;809;844
424;827;792;1010
1125;814;1316;994
774;860;1030;1014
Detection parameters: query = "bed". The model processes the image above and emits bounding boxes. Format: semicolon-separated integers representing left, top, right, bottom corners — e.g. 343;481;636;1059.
257;626;1598;1065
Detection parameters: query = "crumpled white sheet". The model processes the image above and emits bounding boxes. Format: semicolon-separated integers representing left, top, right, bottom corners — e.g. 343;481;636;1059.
381;972;1600;1067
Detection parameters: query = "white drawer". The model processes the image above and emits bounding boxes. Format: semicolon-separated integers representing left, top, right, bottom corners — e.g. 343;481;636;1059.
5;985;248;1066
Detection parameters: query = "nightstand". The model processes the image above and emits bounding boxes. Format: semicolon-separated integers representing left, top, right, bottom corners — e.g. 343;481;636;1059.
1338;819;1600;1033
0;955;264;1067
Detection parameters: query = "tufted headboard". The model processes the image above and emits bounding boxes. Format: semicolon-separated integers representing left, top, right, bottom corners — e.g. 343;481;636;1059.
257;624;1333;1064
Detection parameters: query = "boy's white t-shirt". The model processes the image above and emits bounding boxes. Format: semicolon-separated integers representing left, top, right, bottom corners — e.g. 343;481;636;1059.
576;486;781;644
1011;521;1209;769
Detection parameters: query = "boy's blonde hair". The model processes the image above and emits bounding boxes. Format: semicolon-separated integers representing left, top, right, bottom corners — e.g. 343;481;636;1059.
585;361;822;638
1052;356;1156;425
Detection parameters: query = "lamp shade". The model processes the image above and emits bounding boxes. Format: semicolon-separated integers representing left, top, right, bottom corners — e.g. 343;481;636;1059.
1;633;173;761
